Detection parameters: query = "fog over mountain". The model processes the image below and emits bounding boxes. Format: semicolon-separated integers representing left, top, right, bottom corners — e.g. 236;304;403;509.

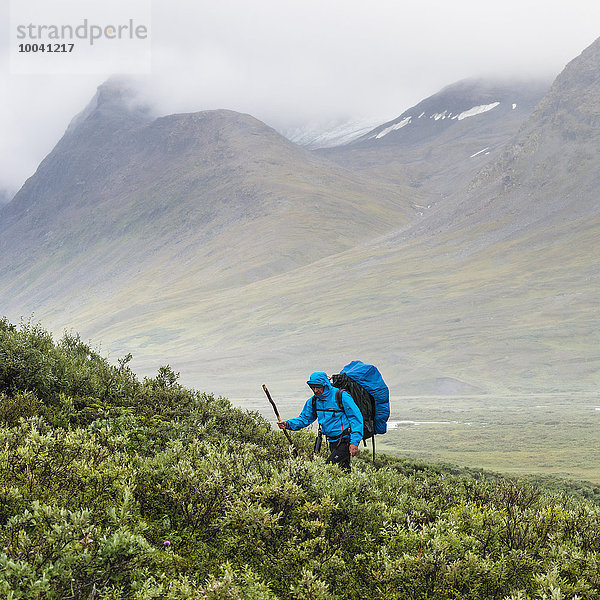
1;37;598;398
4;0;600;198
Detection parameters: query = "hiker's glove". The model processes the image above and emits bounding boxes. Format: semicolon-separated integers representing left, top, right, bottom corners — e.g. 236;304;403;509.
349;444;358;457
277;420;287;430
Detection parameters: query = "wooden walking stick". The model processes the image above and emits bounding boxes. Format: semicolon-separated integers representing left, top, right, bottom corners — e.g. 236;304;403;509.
262;384;299;455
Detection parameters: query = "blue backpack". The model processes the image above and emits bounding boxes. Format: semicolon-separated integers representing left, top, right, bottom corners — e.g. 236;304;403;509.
330;360;390;459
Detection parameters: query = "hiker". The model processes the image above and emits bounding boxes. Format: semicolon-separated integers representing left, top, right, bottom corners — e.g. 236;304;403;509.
278;371;364;471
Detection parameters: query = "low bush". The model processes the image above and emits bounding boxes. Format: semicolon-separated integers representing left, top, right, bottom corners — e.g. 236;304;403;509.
1;318;600;599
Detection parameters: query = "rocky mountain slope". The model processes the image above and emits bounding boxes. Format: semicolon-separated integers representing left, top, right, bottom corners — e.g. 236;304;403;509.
319;78;550;202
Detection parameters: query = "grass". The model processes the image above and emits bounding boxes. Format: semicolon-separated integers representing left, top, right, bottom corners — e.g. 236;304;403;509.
375;393;600;483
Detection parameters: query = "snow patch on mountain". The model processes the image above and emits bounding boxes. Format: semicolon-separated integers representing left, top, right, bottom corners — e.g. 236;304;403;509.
470;147;490;158
454;102;500;121
374;117;412;139
369;101;504;141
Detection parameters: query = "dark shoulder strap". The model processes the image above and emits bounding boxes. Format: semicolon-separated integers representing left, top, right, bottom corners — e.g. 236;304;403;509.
313;390;345;417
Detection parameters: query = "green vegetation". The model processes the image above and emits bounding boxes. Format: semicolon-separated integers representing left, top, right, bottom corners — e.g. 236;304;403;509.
2;318;600;599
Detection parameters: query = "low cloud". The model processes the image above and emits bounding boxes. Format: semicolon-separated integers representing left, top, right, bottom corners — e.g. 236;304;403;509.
1;0;600;194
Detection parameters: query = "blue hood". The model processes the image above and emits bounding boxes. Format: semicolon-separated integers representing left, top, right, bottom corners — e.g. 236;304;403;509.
306;372;331;389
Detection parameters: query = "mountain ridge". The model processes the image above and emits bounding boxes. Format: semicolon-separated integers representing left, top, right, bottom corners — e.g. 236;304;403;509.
353;77;550;145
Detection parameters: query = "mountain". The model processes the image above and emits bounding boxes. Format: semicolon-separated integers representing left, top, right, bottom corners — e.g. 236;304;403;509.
319;78;550;202
398;38;600;246
1;37;599;400
0;78;413;357
245;41;599;397
130;42;596;398
354;78;548;146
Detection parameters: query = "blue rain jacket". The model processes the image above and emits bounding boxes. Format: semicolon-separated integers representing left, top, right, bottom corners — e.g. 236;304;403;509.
286;372;364;446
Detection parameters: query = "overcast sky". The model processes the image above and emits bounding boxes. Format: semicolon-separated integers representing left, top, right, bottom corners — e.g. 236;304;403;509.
1;0;599;196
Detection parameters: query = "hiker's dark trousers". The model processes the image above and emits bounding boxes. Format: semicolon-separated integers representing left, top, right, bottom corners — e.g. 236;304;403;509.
326;437;351;472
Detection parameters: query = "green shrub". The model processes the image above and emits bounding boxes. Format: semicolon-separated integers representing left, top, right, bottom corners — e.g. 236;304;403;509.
0;502;163;599
2;318;600;599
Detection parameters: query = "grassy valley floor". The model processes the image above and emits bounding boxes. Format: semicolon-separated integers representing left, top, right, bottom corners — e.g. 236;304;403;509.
375;393;600;483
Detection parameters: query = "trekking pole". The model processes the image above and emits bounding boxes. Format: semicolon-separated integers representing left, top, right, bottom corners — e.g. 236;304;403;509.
262;384;299;455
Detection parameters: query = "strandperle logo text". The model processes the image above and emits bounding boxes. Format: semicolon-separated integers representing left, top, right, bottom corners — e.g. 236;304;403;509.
16;19;148;46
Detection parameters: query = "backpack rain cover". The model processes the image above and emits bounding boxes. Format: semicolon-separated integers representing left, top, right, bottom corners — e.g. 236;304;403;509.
340;360;390;434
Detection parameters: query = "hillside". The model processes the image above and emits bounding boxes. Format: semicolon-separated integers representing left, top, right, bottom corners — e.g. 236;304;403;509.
1;318;600;599
0;78;413;330
55;41;599;399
